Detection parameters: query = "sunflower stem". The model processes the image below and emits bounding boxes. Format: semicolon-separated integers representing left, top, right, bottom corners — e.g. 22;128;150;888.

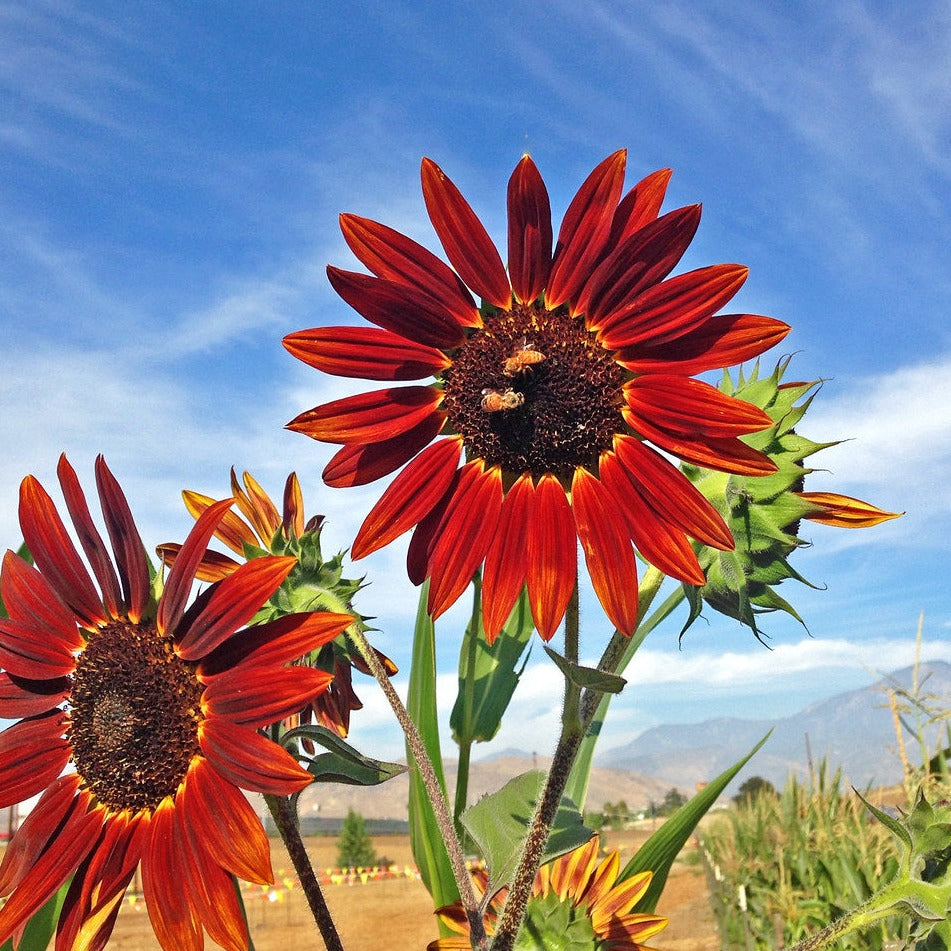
264;793;345;951
490;582;586;951
453;575;482;838
347;622;489;951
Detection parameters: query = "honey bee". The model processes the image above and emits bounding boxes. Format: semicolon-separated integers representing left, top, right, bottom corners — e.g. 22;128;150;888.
481;388;525;412
502;338;547;376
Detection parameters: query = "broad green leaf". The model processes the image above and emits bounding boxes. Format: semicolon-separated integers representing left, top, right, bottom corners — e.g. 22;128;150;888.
450;588;534;746
0;879;69;951
282;725;406;786
461;770;593;896
620;730;773;912
405;582;459;909
543;646;626;695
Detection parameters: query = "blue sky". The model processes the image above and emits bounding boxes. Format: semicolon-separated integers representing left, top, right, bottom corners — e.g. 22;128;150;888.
2;0;949;764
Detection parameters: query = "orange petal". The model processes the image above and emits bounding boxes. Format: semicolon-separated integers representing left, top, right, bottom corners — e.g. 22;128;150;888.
507;155;552;304
326;266;466;350
94;455;150;623
198;718;313;795
571;468;640;634
232;470;282;545
589;870;654;931
18;474;105;629
421;158;511;309
526;474;577;640
339;213;481;328
596;264;749;350
182;758;272;885
322;411;446;488
282;472;305;539
181;490;257;556
624;374;773;439
157;498;234;637
482;474;533;643
284;326;450;380
351;436;463;559
141;798;203;951
547;151;627;309
426;462;503;620
797;491;902;528
287;385;443;445
203;666;332;727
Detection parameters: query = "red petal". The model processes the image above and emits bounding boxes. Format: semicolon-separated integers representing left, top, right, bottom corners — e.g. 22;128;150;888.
56;455;122;620
0;773;82;896
608;168;673;245
624;374;773;439
339;213;481;328
547;150;627;309
18;475;105;629
203;666;332;726
322;411;445;487
284;326;450;381
157;498;234;638
620;313;792;375
0;616;77;680
599;453;706;586
626;409;778;475
0;551;81;647
406;485;454;586
182;758;272;884
571;468;639;634
141;799;203;951
327;266;466;350
526;474;577;640
199;611;353;678
198;718;313;794
175;790;249;951
426;462;503;620
94;456;150;623
580;205;702;329
0;672;68;719
0;710;70;808
421;158;511;309
507;155;552;304
482;474;533;643
596;264;749;350
175;555;296;660
156;543;241;584
351;436;463;559
612;436;734;549
287;385;443;445
0;789;102;945
180;491;256;556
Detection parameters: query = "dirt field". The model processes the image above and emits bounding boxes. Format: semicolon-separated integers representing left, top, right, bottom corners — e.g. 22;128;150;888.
106;827;719;950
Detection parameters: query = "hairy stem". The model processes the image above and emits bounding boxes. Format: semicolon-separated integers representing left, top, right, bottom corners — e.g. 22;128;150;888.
264;793;345;951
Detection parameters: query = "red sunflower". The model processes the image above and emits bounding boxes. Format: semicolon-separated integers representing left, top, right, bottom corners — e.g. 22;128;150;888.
285;151;790;641
0;456;352;951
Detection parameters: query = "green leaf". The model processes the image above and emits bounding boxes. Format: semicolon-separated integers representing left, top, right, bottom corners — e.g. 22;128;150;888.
620;729;773;912
450;588;534;746
0;879;69;951
283;725;406;786
460;770;593;896
405;582;459;909
543;647;626;695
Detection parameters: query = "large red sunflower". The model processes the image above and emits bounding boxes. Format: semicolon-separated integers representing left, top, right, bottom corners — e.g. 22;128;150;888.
0;456;352;951
285;151;790;641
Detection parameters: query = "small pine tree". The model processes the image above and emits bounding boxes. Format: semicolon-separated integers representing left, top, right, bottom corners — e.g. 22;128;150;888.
336;809;377;869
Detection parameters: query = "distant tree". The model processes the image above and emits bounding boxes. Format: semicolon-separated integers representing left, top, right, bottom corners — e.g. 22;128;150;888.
336;809;377;869
733;776;778;805
659;788;688;815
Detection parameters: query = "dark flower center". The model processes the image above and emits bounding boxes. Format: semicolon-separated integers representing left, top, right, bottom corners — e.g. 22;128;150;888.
70;621;204;812
441;302;626;480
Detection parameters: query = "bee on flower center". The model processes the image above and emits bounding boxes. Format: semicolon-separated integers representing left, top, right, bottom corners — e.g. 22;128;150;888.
502;338;547;376
481;388;525;412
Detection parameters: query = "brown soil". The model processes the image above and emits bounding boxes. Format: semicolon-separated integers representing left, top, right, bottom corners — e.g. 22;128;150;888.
106;827;719;950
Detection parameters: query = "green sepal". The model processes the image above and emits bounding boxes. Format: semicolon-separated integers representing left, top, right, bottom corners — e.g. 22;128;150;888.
543;646;626;695
450;589;534;746
0;880;70;951
405;582;459;909
281;725;406;787
460;771;593;896
619;730;772;912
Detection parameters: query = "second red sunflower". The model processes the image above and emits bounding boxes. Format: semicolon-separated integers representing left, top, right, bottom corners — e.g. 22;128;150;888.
285;151;790;641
